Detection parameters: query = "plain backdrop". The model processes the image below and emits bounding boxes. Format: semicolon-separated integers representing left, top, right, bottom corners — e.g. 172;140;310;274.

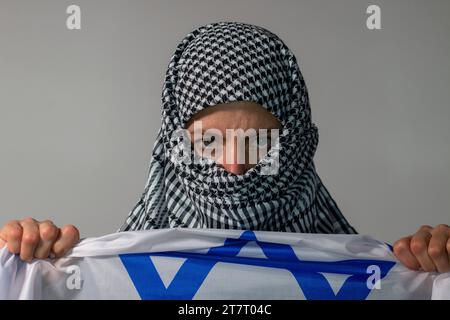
0;0;449;243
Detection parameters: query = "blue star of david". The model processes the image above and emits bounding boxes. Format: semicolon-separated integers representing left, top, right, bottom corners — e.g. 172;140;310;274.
119;231;395;300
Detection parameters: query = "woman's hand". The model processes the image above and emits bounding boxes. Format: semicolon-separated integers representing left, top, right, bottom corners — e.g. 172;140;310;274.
394;224;450;273
0;218;80;261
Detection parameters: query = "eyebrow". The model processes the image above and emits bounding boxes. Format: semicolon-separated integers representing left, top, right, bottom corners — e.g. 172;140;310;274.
187;126;281;133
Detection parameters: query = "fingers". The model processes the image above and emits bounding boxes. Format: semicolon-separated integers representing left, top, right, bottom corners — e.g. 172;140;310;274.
428;224;450;273
393;236;421;270
34;221;59;259
0;219;80;261
397;224;450;273
51;225;80;258
19;218;40;262
410;225;436;272
1;220;23;254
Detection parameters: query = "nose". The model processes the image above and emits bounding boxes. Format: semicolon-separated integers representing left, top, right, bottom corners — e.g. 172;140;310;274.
221;162;248;175
219;139;250;175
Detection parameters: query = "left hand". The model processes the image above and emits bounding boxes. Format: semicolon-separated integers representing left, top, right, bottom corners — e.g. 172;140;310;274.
393;224;450;273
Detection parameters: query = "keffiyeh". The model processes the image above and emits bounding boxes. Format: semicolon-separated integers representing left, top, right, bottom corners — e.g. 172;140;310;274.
119;22;356;234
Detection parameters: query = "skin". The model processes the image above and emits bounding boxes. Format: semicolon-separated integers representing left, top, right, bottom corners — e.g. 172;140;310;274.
185;101;282;175
0;101;449;273
0;218;79;262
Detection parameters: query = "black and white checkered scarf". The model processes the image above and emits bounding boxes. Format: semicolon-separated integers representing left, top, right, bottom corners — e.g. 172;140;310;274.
119;22;356;234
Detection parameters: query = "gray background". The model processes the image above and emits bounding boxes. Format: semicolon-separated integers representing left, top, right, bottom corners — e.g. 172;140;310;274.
0;0;449;243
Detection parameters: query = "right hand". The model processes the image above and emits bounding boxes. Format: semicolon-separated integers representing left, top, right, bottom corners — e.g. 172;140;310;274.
0;218;80;261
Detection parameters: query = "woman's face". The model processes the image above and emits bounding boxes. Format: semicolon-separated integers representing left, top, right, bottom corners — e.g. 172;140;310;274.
185;101;282;175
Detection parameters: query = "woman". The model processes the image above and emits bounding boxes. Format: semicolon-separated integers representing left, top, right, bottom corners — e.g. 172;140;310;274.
1;22;449;273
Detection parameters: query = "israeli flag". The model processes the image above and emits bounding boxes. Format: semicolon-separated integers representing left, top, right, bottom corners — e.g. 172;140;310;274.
0;229;449;299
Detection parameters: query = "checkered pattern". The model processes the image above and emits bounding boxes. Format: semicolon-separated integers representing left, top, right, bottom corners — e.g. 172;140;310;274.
119;22;356;234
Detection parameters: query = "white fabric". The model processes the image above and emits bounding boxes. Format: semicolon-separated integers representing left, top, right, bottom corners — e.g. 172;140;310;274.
0;229;448;300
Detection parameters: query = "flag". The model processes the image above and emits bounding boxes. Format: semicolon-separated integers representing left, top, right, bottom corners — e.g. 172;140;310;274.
0;228;448;299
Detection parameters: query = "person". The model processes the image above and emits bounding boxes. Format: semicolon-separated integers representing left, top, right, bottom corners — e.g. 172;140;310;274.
1;22;449;273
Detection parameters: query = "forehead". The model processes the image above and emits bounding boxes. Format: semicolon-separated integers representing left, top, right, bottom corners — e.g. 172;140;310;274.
185;101;282;131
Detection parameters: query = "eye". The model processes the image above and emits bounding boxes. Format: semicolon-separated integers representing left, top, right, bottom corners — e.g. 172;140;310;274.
193;134;219;150
258;136;270;147
202;135;216;147
255;132;271;148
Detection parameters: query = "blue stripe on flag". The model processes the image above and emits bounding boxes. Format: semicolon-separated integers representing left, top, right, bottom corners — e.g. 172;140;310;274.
120;231;395;300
